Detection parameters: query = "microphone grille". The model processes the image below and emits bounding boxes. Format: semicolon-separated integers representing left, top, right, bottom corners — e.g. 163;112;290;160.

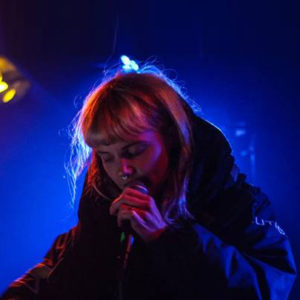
126;181;148;195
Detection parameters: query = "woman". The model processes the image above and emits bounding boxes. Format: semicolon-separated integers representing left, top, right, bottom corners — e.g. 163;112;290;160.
1;65;297;299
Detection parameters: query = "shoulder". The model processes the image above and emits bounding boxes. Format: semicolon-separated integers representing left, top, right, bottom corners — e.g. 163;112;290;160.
44;225;80;265
206;175;289;252
193;173;278;240
0;226;80;299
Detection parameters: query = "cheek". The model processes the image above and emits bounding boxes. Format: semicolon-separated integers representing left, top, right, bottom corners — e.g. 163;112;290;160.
102;162;117;182
155;152;169;177
142;147;169;180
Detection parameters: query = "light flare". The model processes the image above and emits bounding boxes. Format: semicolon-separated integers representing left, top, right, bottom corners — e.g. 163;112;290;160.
3;89;16;103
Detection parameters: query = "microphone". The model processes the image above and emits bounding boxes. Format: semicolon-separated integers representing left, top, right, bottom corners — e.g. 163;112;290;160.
120;181;148;271
126;180;148;194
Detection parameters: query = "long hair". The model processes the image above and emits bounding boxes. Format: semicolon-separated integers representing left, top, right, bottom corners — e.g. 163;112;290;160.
67;64;200;224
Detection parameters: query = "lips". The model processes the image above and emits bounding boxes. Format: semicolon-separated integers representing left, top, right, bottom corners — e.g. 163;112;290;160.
123;177;152;192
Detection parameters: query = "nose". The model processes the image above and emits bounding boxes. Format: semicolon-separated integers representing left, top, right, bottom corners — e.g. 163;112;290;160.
119;158;134;177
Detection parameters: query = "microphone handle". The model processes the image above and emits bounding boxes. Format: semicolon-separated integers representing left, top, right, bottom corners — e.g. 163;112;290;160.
117;181;148;300
120;181;148;270
122;233;134;270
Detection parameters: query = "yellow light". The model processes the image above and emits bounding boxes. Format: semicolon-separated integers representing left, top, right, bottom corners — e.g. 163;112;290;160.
3;89;16;103
0;81;8;93
0;72;2;81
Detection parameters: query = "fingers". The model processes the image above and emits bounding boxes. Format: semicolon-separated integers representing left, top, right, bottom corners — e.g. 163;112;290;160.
123;187;149;200
117;206;167;243
117;204;146;228
110;194;148;216
109;187;167;242
110;189;152;216
117;204;131;228
131;209;147;230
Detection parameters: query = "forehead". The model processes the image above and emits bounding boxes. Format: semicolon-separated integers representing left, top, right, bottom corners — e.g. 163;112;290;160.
92;130;163;150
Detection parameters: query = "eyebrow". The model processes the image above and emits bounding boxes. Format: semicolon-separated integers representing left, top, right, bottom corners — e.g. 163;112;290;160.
96;141;146;154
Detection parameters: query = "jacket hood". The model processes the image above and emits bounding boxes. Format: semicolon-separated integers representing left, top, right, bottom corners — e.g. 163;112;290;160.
187;114;234;215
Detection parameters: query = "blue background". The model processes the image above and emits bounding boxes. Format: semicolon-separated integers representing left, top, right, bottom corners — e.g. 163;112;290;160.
0;0;299;297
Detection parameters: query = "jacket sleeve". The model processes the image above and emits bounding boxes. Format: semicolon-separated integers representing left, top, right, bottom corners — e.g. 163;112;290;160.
0;226;77;300
146;190;297;299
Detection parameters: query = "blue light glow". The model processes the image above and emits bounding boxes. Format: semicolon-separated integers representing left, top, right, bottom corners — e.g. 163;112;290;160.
120;55;131;66
235;128;247;137
120;55;139;73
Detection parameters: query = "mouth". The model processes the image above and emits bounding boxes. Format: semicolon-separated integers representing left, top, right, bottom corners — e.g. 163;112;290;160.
122;177;152;192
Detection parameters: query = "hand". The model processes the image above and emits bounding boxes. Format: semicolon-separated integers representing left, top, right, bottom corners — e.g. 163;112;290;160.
109;187;168;242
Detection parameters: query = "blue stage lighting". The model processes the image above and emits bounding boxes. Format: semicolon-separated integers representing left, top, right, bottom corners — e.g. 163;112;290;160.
120;55;131;65
120;55;139;73
235;128;247;137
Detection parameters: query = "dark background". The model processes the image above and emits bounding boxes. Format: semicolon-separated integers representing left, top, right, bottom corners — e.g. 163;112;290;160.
0;0;299;297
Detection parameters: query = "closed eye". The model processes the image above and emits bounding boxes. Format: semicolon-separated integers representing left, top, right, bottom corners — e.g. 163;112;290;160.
122;143;148;158
96;142;149;162
99;154;113;162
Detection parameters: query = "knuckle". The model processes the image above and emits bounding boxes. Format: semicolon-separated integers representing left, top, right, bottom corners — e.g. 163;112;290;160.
145;194;152;201
148;198;155;208
144;211;150;219
120;203;130;210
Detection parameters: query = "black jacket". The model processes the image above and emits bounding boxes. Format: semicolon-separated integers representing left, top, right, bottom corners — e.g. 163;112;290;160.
1;116;297;300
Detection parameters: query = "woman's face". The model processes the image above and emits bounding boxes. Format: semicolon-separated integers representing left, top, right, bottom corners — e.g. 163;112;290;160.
94;130;170;197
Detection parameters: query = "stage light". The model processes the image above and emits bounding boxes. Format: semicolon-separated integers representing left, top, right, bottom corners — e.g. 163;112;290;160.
0;81;8;93
120;55;139;73
130;61;139;71
120;55;131;65
3;89;16;103
0;56;30;104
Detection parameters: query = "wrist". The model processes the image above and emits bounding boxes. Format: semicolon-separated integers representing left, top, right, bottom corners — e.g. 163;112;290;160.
146;225;168;243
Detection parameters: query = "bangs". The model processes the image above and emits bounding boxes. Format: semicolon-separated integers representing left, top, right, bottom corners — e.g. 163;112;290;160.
84;93;156;147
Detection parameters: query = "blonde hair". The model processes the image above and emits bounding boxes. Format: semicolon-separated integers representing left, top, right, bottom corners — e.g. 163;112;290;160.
68;65;200;224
